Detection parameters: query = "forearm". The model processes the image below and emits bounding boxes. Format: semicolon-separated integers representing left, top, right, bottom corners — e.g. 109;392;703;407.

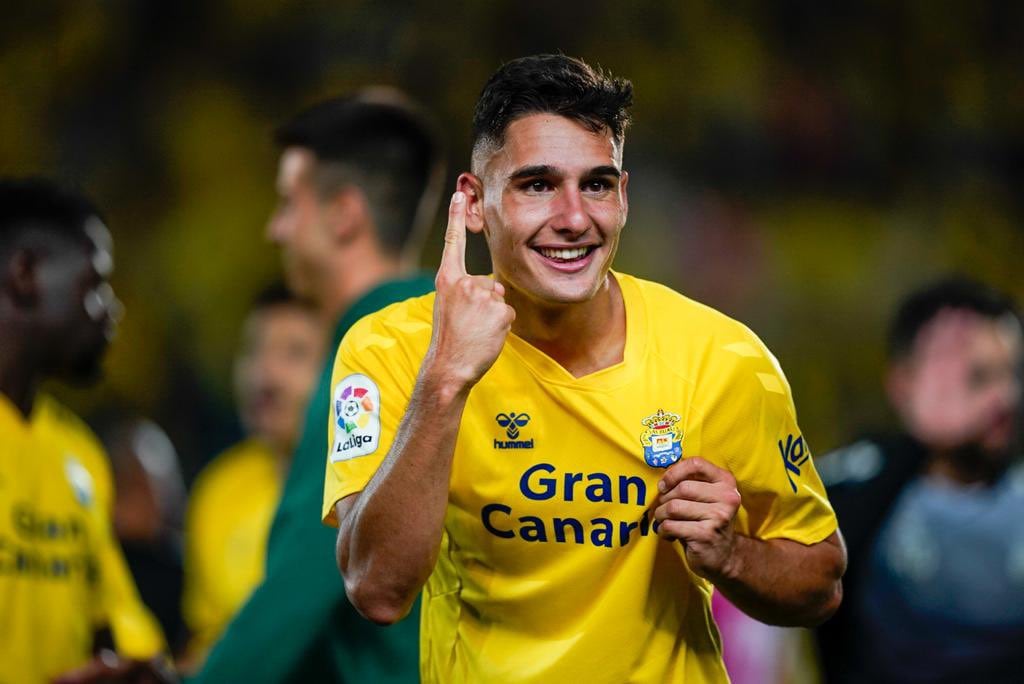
709;530;846;627
337;364;468;624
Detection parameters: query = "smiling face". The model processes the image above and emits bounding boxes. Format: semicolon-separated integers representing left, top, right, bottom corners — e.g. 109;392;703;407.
465;113;629;307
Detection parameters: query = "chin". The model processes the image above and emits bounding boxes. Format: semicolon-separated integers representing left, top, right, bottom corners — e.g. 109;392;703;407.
520;269;608;306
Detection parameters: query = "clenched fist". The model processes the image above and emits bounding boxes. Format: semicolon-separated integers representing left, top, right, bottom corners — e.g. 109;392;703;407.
425;191;516;389
654;457;742;581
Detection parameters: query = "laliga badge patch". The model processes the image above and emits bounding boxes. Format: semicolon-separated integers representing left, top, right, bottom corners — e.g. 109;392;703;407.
640;409;683;468
331;373;381;462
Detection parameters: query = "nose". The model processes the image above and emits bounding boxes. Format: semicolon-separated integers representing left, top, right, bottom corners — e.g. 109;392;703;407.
552;187;590;235
84;283;122;324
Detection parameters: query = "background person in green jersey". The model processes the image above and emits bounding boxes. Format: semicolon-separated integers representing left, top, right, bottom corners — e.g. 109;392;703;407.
193;89;444;683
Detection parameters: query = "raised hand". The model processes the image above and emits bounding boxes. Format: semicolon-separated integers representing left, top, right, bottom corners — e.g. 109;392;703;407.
654;457;742;580
426;191;515;389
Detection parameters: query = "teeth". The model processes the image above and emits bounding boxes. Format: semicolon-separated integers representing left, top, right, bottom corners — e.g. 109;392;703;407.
538;246;590;261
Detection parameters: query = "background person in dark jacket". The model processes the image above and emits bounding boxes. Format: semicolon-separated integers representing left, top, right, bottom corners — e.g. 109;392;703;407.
816;276;1024;683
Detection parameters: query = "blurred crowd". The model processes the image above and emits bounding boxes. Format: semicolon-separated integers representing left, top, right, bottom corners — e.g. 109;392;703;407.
3;4;1024;682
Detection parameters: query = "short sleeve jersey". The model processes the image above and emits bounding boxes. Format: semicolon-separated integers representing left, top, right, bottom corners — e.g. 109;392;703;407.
322;273;836;684
29;395;166;662
1;394;163;683
183;438;282;663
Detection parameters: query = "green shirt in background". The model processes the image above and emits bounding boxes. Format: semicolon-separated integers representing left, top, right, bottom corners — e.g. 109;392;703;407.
193;275;434;683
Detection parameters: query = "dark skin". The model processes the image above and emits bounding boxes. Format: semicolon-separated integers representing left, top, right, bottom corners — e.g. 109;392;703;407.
0;227;113;416
0;224;173;684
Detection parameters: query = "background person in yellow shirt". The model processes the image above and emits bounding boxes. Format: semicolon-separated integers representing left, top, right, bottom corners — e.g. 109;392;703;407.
326;55;846;683
0;178;170;682
182;283;324;667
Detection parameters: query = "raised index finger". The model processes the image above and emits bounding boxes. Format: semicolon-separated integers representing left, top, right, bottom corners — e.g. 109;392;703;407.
439;191;468;278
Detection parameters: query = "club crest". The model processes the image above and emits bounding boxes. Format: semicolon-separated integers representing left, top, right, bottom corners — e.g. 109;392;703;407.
640;409;683;468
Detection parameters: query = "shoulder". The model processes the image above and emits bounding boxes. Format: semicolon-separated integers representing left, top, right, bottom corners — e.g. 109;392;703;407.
190;439;276;510
338;292;434;363
626;274;790;395
31;394;113;508
32;394;109;463
816;433;925;490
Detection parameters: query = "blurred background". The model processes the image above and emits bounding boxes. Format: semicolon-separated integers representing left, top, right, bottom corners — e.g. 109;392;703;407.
4;0;1023;479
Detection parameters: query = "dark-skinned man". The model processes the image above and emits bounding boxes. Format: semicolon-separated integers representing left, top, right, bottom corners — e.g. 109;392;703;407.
0;178;169;683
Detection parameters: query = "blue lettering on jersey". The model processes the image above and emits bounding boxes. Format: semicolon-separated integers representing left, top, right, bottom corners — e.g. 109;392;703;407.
481;463;662;549
779;433;811;492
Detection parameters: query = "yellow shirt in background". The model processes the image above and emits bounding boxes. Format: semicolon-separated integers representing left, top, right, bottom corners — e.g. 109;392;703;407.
183;438;283;662
1;394;164;683
323;272;837;684
30;394;167;661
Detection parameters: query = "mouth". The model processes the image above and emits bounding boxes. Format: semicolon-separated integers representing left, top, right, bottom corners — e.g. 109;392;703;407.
532;245;599;272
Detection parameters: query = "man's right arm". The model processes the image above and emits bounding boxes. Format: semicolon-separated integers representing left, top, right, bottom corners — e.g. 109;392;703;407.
334;368;469;624
334;190;513;625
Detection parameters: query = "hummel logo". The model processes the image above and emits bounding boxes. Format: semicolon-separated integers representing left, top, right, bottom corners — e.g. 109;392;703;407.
496;412;530;439
494;412;533;449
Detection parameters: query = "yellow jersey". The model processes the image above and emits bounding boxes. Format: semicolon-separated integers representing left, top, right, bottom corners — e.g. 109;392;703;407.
322;273;837;684
29;394;167;663
1;394;162;683
183;438;282;662
31;395;114;517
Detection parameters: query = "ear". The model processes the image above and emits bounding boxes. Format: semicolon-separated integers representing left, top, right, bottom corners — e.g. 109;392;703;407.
457;173;485;234
322;186;370;244
3;248;39;309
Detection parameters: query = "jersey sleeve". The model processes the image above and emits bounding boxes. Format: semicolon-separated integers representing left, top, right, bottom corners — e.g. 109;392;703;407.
699;331;837;545
321;315;422;526
46;406;168;659
72;469;167;659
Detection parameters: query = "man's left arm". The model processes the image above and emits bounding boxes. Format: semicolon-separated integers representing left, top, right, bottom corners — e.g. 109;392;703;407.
654;457;845;627
654;335;845;627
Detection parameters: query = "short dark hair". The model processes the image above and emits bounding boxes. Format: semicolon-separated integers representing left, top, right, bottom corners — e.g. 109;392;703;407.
472;54;634;162
0;178;101;258
249;280;315;315
274;90;444;257
888;276;1020;361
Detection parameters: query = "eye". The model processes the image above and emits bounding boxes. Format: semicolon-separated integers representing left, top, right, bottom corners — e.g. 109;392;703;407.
521;179;553;193
582;178;613;193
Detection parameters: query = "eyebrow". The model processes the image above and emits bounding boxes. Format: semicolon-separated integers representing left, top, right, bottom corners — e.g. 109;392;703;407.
507;164;622;181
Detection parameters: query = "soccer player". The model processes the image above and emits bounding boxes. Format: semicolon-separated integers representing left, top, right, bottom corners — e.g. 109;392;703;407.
324;55;845;683
182;283;325;666
0;178;169;682
194;89;444;682
816;277;1024;683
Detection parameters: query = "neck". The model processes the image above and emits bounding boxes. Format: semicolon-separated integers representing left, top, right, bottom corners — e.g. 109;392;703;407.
319;246;405;325
265;438;294;478
0;331;38;418
506;274;626;378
